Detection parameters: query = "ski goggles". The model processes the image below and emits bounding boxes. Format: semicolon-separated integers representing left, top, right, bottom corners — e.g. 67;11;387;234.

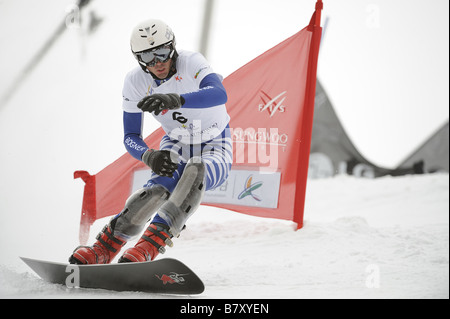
135;43;174;67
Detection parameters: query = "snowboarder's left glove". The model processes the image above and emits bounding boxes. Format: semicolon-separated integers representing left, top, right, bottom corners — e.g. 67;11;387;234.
137;93;184;115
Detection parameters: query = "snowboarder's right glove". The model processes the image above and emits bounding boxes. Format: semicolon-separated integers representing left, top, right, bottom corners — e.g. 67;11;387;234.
142;149;179;177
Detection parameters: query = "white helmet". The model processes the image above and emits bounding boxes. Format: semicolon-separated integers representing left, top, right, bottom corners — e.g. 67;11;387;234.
130;19;177;73
130;19;175;53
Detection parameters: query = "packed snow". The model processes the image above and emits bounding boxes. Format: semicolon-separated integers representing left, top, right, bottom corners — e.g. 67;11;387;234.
1;173;448;299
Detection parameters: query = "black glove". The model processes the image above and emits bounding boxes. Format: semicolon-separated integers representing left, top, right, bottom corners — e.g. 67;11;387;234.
137;93;184;115
142;149;179;177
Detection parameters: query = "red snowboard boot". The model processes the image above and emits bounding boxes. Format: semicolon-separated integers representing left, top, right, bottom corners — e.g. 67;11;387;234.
69;224;127;264
118;223;173;263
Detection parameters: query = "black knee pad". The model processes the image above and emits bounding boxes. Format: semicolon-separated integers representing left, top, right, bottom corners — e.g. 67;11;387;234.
114;184;170;239
158;157;206;237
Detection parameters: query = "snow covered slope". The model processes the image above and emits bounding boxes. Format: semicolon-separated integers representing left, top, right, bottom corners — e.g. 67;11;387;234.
1;173;448;299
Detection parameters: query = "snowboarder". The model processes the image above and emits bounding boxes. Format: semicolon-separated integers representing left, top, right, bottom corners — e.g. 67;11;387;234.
69;19;232;264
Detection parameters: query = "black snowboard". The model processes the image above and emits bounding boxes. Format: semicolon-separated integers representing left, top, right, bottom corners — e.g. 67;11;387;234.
20;257;204;295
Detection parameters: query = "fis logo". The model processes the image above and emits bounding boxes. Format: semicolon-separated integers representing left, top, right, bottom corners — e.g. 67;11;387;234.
238;175;263;202
258;90;287;117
